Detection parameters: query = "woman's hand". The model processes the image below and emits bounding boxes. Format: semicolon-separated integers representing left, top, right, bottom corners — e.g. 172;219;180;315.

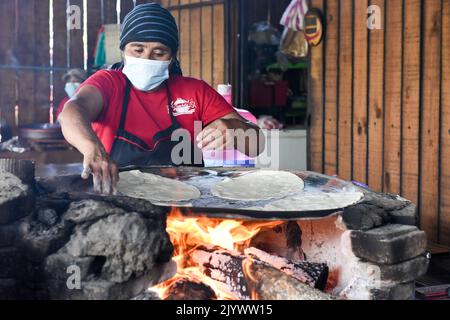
81;142;119;195
197;113;264;157
58;85;118;195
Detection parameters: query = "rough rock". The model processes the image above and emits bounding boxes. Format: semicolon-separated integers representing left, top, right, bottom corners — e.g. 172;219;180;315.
350;224;427;264
63;200;126;224
0;171;34;225
0;247;19;278
37;208;59;227
47;260;176;300
131;290;161;300
0;279;17;300
0;222;20;247
44;254;102;281
67;193;169;218
63;211;173;283
16;215;72;263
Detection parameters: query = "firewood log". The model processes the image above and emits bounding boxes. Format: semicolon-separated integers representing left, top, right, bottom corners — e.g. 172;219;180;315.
191;245;330;300
242;258;335;300
244;247;329;290
164;278;217;300
191;246;250;300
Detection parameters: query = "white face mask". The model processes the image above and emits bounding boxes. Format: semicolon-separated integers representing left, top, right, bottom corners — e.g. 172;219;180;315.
122;55;171;92
65;82;81;98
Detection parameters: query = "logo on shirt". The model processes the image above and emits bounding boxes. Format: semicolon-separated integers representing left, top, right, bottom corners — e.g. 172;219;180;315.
171;98;197;116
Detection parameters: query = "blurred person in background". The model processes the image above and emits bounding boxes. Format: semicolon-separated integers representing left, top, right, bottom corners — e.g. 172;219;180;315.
55;68;88;120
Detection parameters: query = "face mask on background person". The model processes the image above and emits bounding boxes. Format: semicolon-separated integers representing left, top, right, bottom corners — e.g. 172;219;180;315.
122;55;171;92
65;82;81;98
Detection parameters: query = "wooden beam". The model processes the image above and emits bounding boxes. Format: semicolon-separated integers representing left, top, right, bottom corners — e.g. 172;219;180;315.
401;0;421;206
166;0;224;11
69;0;84;68
420;0;442;243
383;0;403;194
0;0;17;134
16;0;36;126
169;0;181;62
367;0;385;192
190;5;201;79
34;0;51;124
87;0;103;69
352;0;369;185
212;3;225;89
440;0;450;246
53;0;69;118
179;2;190;75
324;0;339;176
120;0;135;23
338;0;353;181
308;0;324;173
201;2;213;85
103;0;118;25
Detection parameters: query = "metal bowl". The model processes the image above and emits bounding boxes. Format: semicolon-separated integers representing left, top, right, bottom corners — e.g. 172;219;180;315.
19;123;64;141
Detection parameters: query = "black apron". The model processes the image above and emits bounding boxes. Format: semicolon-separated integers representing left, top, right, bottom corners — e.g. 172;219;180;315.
110;78;203;168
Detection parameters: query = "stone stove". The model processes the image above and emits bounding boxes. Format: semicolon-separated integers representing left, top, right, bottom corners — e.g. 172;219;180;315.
0;160;429;300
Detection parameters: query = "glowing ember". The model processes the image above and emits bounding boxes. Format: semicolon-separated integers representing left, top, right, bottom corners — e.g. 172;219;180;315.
152;208;283;300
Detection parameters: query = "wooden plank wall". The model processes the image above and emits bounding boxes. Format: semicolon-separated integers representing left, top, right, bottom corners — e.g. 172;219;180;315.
308;0;450;245
159;0;226;90
0;0;226;133
0;0;123;131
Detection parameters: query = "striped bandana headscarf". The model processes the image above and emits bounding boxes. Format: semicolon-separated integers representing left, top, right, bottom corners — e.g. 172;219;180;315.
120;3;182;75
120;3;179;52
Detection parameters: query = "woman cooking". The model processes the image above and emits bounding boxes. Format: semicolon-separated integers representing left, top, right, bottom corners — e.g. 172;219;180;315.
58;3;263;195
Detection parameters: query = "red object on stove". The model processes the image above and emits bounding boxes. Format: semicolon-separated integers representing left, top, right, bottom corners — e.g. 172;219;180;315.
249;80;289;107
416;285;450;300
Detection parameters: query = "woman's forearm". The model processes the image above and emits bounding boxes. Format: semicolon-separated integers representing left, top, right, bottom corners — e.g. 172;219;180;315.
58;101;104;155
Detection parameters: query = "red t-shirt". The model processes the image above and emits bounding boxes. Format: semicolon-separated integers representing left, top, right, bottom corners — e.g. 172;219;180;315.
78;70;235;153
56;97;69;120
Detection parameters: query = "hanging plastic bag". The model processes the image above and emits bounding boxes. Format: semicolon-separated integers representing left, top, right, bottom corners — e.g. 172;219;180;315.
280;0;309;31
280;27;309;58
279;0;309;58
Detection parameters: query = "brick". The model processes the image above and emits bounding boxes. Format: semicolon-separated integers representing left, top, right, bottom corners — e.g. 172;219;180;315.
378;256;429;283
358;188;410;211
389;203;418;226
371;282;416;300
350;224;427;264
340;276;416;300
342;204;390;231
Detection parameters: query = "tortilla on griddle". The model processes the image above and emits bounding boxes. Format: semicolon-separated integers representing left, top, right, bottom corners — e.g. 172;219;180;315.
211;170;305;201
250;191;364;212
117;170;201;203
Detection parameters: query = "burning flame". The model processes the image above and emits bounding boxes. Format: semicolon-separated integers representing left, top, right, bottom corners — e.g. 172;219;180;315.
152;208;283;300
